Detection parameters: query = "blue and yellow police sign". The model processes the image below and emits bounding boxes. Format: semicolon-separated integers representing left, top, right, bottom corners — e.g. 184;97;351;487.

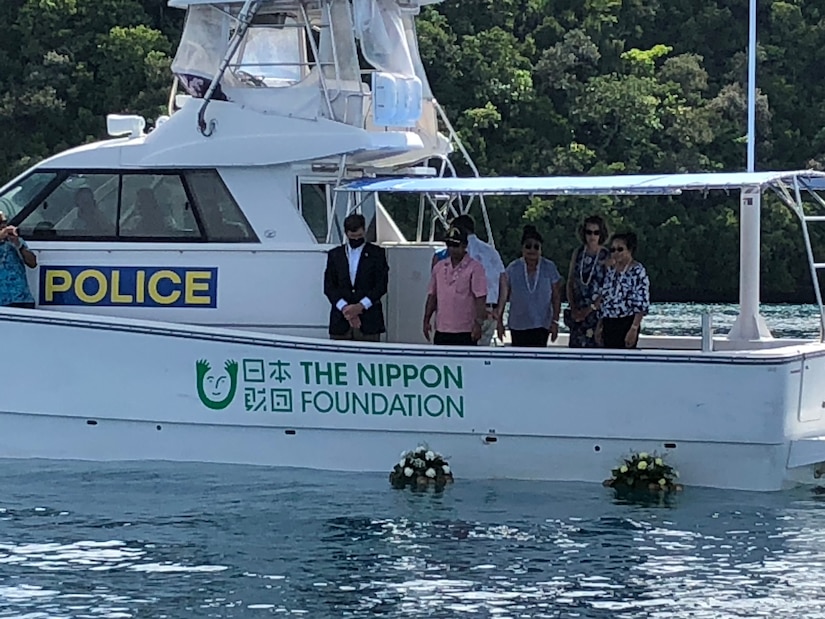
39;266;218;308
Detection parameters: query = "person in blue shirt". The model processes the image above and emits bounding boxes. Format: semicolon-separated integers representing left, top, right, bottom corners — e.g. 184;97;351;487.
0;212;37;308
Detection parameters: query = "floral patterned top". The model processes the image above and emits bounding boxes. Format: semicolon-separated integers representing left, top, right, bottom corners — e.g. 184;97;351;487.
598;262;650;319
0;239;34;306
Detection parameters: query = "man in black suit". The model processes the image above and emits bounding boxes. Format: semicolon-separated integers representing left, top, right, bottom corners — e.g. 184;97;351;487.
323;213;389;342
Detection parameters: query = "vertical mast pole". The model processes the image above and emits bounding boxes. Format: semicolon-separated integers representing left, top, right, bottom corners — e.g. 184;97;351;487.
729;0;771;342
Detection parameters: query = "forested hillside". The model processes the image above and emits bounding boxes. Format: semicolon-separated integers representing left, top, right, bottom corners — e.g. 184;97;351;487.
0;0;823;301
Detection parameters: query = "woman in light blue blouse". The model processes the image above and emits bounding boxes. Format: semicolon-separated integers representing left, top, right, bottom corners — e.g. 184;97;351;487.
594;232;650;349
496;225;562;347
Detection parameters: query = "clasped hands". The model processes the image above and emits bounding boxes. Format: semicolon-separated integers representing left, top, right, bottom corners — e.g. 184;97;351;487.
342;302;365;329
0;226;20;245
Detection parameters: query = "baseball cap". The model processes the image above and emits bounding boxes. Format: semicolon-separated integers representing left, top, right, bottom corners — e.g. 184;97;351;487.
445;226;468;247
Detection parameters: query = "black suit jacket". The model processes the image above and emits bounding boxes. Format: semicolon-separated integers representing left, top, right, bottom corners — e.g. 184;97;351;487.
323;242;389;336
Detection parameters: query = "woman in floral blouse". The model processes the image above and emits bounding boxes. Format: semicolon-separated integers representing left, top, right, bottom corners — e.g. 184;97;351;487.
565;215;610;347
594;232;650;349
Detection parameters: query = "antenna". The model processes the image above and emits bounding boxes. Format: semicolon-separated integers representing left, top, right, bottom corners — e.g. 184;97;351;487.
746;0;756;172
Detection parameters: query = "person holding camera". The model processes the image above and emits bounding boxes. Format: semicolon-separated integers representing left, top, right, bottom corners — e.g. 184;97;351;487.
0;212;37;308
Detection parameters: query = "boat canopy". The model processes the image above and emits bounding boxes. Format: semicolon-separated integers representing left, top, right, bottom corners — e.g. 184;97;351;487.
338;170;825;196
167;0;444;9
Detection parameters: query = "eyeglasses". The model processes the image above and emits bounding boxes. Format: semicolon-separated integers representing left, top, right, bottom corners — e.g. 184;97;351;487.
523;243;541;250
585;229;600;236
610;247;626;253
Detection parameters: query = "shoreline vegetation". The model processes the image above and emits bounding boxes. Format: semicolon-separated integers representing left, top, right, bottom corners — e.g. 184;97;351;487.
1;0;823;303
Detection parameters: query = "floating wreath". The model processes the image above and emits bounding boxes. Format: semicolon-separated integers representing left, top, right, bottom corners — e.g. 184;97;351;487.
389;445;453;490
603;451;683;494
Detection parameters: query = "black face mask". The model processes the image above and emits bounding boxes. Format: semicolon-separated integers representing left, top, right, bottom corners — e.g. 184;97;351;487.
348;237;365;249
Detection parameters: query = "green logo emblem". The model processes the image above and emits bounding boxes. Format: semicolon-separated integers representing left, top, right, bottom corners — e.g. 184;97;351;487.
196;359;239;410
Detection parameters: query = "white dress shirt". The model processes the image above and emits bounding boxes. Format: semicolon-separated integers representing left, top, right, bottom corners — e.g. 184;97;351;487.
467;234;505;304
336;243;373;311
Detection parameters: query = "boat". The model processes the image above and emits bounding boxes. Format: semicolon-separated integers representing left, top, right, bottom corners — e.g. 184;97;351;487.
2;0;825;492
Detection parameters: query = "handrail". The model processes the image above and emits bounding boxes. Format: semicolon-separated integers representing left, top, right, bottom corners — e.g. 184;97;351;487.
197;0;263;136
425;99;494;247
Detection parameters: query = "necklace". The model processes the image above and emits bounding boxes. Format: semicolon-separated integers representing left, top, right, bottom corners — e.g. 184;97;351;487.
523;258;540;294
578;246;599;287
611;261;633;295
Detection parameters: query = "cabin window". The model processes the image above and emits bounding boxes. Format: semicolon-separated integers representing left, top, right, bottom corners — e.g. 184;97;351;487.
0;172;59;222
299;183;329;243
119;174;200;239
17;173;119;239
13;169;257;243
184;170;257;242
298;182;373;244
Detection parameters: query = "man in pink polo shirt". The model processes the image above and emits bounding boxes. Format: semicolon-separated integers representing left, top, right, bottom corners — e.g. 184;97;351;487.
423;226;488;345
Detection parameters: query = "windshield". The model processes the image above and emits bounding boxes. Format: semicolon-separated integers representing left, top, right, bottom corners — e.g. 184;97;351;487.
0;172;59;222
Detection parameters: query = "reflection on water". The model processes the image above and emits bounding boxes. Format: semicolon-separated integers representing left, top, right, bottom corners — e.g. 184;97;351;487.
2;461;825;617
645;302;820;339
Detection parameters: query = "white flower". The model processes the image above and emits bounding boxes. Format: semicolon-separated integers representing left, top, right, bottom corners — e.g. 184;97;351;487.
400;450;408;459
398;459;406;468
413;458;425;469
442;465;450;474
404;467;414;477
425;468;436;478
416;446;426;454
425;450;435;461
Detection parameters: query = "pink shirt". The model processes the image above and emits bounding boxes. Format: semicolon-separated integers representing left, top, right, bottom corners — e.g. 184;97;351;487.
428;254;487;333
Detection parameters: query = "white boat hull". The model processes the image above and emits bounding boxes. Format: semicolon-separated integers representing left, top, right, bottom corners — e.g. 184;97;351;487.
6;307;825;491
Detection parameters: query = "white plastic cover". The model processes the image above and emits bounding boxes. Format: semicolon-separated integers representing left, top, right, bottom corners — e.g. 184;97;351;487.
353;0;415;77
372;73;422;127
171;6;230;86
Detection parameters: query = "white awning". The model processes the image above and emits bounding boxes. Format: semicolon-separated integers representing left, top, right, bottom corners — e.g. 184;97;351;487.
338;170;825;196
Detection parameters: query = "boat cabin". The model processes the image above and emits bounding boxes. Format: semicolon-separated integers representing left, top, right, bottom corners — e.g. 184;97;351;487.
0;0;823;352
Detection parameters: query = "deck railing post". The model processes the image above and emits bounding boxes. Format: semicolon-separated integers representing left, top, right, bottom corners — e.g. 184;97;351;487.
701;313;714;352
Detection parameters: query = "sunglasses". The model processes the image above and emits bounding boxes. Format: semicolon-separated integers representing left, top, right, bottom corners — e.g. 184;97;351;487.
585;229;600;236
610;247;626;253
523;243;541;250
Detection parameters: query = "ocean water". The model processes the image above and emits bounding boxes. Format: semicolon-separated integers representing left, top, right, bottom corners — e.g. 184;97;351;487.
643;302;821;340
2;303;825;619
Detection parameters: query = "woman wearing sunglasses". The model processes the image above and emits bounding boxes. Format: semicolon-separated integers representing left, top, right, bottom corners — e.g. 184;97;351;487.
593;232;650;349
565;215;610;347
496;225;562;347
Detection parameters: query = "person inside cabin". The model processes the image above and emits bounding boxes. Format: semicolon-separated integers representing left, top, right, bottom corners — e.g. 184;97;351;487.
565;215;611;348
423;226;487;346
431;214;504;346
123;188;177;237
0;212;37;308
496;225;562;347
73;188;110;235
593;232;650;349
323;213;390;342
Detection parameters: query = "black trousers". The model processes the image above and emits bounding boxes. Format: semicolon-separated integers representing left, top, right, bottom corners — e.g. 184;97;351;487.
510;327;549;348
602;315;636;349
434;331;475;346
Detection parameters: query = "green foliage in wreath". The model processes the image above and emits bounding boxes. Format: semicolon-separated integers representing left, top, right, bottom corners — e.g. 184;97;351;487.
604;451;683;494
389;444;454;491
